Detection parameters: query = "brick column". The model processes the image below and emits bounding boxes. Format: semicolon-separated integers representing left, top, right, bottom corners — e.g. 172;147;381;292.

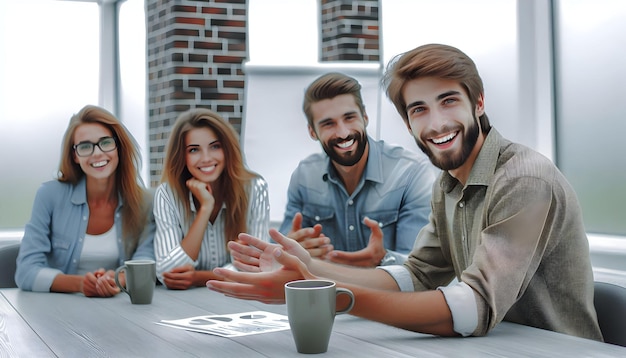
145;0;247;186
320;0;380;62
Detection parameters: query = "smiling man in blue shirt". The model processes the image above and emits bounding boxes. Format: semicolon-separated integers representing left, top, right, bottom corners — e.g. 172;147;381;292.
279;73;436;267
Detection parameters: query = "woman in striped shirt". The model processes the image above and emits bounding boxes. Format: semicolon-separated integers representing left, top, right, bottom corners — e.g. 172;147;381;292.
154;108;270;289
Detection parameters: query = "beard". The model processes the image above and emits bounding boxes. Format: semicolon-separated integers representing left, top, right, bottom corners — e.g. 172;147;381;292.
415;115;480;171
321;130;368;167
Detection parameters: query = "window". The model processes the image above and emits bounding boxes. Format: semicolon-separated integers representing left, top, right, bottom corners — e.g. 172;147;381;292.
554;0;626;236
0;0;99;229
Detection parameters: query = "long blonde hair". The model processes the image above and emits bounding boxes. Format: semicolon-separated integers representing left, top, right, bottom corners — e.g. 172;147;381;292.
162;108;256;245
58;105;148;250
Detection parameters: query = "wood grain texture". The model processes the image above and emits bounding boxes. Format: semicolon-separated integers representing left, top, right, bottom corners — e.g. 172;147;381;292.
1;287;625;357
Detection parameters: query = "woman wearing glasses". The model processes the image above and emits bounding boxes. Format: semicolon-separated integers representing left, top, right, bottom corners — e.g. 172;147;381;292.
153;108;269;290
15;105;155;297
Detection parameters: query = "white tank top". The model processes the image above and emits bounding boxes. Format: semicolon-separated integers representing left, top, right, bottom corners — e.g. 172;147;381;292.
77;225;119;275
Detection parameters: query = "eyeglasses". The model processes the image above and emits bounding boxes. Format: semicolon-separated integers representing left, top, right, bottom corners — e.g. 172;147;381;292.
73;137;118;157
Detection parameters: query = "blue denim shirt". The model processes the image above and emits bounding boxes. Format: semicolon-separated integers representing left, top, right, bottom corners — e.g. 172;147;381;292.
279;137;436;263
15;178;156;292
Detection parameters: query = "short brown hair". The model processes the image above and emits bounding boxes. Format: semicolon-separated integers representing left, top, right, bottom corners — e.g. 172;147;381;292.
383;44;490;133
302;72;366;128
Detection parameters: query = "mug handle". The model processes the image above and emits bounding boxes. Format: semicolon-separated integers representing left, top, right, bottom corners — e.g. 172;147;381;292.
114;265;130;296
335;287;355;315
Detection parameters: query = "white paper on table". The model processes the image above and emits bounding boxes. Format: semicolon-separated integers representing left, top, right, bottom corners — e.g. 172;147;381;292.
156;311;290;337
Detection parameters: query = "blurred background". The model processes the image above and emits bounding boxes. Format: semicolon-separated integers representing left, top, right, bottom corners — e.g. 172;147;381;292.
1;0;625;279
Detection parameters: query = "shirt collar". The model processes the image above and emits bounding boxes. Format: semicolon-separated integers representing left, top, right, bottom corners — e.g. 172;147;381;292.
441;128;502;192
71;177;88;205
324;136;383;184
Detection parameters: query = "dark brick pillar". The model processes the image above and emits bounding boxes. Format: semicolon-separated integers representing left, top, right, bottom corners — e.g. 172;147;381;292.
145;0;247;187
320;0;380;62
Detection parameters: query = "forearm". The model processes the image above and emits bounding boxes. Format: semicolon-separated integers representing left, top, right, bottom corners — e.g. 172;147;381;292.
181;208;211;260
344;284;456;336
310;260;400;291
50;274;84;293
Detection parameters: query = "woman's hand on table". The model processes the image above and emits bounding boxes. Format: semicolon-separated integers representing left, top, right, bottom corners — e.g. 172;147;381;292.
162;264;196;290
82;268;120;297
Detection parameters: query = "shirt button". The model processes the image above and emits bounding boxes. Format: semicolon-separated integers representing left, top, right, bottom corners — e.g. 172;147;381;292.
315;216;320;221
379;222;383;227
349;225;354;231
348;200;354;205
459;202;464;208
82;216;87;221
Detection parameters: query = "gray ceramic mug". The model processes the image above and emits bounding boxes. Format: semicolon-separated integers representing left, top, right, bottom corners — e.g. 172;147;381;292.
285;279;355;354
114;259;156;304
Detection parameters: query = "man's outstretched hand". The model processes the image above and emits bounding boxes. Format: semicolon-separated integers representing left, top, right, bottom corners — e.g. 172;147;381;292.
326;217;387;267
208;229;317;304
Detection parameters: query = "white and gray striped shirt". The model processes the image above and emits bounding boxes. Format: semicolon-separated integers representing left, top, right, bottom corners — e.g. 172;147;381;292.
153;176;270;280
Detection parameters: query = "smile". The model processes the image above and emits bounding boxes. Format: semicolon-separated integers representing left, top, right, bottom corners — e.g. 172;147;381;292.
336;139;354;149
199;165;217;173
430;132;458;145
91;160;108;168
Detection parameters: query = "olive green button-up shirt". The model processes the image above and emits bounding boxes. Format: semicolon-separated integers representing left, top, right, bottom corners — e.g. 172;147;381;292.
383;128;602;341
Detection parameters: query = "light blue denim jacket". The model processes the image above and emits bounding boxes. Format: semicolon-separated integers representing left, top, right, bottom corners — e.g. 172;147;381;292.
15;178;155;291
279;137;437;263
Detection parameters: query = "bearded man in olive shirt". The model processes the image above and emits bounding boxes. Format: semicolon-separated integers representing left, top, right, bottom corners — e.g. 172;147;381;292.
207;44;603;341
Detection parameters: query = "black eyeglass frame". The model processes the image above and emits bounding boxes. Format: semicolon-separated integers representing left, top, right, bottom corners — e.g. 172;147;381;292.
73;136;118;157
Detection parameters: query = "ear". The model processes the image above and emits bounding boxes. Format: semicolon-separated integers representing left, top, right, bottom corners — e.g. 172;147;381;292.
308;125;318;141
73;151;79;164
475;93;485;117
362;112;369;127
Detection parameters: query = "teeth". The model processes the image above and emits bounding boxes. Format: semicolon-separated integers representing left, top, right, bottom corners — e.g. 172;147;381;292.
432;132;456;144
91;161;108;168
200;165;216;173
337;139;354;148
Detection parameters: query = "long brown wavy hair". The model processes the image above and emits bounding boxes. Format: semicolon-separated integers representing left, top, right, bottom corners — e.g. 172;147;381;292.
58;105;148;249
161;108;256;245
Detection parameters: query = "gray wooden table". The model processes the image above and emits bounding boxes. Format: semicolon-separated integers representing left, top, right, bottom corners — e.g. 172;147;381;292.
1;286;625;357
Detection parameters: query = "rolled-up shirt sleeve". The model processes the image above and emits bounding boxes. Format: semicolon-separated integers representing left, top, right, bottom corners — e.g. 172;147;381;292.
438;282;478;336
379;265;478;336
377;265;415;292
